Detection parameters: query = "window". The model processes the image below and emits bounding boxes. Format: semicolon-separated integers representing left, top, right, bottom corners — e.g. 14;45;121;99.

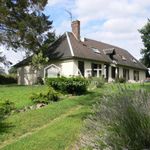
91;48;101;54
78;61;84;76
91;63;102;77
121;56;127;61
132;58;137;63
123;68;129;81
134;70;139;81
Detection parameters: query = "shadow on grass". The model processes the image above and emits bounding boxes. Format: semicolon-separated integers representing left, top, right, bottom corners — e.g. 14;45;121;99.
0;122;14;134
68;111;93;121
75;90;104;107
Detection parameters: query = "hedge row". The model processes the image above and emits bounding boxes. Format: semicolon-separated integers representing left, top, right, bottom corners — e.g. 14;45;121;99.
0;74;17;84
45;77;88;95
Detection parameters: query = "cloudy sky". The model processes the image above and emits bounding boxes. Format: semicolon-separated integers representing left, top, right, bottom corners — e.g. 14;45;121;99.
1;0;150;68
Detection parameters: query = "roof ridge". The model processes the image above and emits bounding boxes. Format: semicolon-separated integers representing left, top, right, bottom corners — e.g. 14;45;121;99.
66;32;74;57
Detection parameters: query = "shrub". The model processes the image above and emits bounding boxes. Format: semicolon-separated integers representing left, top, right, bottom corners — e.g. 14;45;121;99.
89;77;105;88
83;88;150;150
115;77;126;83
0;100;15;122
36;77;44;85
45;77;88;95
30;87;60;104
0;74;17;84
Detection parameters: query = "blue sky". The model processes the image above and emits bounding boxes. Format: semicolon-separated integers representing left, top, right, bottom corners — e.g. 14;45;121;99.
1;0;150;69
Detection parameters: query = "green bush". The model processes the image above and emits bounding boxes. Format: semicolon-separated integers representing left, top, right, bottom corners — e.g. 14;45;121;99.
0;74;17;84
45;77;88;95
36;77;44;85
115;77;126;83
83;88;150;150
30;87;59;104
0;100;15;122
89;77;105;88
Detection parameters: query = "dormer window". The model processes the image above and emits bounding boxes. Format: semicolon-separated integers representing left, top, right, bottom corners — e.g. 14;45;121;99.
91;48;101;54
132;58;137;63
121;56;127;61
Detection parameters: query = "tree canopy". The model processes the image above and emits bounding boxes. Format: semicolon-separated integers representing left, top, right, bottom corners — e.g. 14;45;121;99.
0;0;55;60
139;19;150;68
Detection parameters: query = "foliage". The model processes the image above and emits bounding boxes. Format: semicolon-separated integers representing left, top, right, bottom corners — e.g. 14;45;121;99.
0;66;5;74
89;77;105;89
0;84;150;149
139;19;150;68
115;77;126;83
0;84;102;149
83;88;150;150
0;74;17;84
0;0;55;64
8;66;17;75
32;51;49;69
0;52;12;66
0;85;48;109
30;87;59;104
36;77;44;85
45;77;88;95
0;100;15;123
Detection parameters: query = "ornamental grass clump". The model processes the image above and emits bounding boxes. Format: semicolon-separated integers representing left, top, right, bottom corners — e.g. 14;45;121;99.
83;88;150;150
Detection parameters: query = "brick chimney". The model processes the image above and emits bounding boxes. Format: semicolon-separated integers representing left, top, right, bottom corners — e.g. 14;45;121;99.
71;20;80;40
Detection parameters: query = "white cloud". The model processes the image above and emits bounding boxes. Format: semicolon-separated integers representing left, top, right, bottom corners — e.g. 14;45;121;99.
72;0;150;59
47;0;62;6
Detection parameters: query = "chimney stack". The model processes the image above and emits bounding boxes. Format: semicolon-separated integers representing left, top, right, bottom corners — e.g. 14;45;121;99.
71;20;80;40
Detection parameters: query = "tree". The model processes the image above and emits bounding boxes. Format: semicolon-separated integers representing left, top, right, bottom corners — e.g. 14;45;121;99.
8;66;17;75
139;19;150;68
0;0;55;65
0;52;11;66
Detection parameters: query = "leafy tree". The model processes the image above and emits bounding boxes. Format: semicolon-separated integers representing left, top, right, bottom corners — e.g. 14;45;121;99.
8;66;17;75
139;19;150;68
0;52;12;66
0;0;55;66
0;67;5;74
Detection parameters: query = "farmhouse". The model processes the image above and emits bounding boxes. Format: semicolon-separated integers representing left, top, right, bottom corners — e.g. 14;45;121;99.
15;20;147;85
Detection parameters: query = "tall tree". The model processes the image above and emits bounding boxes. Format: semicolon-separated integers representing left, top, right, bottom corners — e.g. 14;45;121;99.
0;0;55;63
139;19;150;68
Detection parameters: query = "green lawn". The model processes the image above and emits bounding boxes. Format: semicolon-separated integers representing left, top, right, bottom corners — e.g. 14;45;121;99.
0;85;48;109
0;83;149;150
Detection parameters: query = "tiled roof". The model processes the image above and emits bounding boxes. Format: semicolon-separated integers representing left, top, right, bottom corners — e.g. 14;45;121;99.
84;38;147;70
14;32;147;70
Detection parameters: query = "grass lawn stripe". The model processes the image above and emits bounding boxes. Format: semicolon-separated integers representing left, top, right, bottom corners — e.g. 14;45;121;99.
0;106;83;150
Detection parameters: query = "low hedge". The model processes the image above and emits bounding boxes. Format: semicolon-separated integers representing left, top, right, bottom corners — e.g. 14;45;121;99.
0;74;17;84
30;87;60;104
45;77;88;95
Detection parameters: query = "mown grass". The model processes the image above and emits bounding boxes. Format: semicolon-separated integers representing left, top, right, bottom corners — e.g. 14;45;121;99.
0;86;104;150
0;83;149;150
0;85;47;109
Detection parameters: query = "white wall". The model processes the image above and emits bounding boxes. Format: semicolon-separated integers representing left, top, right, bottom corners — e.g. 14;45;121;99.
17;66;37;85
17;60;146;85
60;60;76;77
139;70;146;81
